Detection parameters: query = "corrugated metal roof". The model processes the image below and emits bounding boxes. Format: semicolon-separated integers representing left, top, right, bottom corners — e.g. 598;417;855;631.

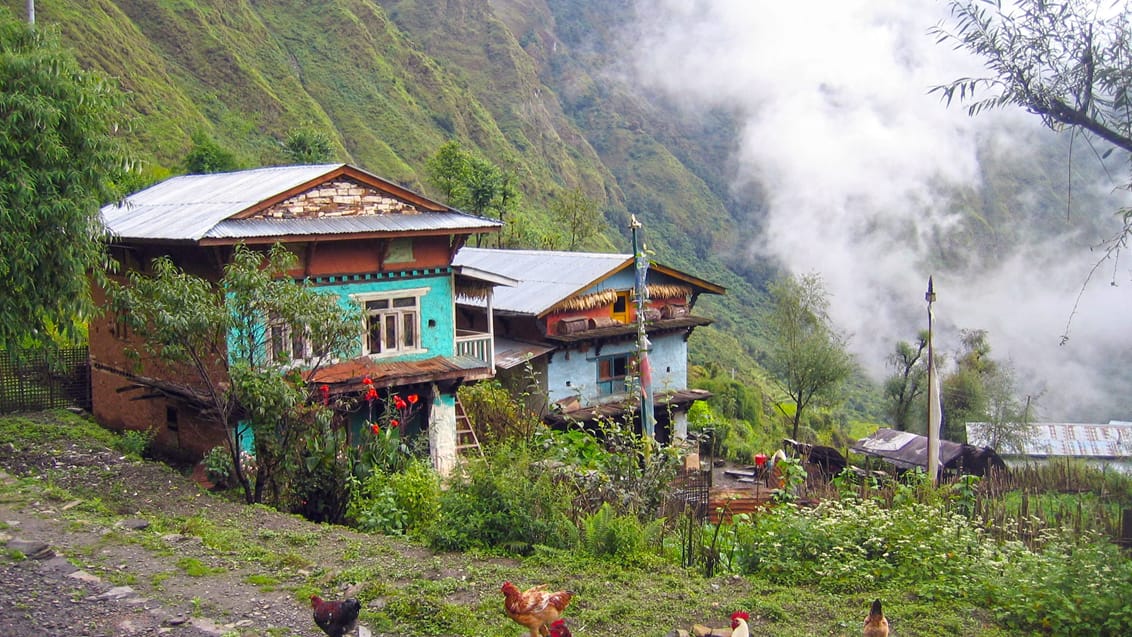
310;354;491;389
203;212;500;239
452;248;633;316
101;163;501;242
850;428;966;470
966;422;1132;458
494;337;555;370
102;164;346;241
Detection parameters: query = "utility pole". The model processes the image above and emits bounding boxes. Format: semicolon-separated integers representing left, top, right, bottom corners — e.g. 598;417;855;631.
631;215;654;439
926;276;941;485
26;0;35;25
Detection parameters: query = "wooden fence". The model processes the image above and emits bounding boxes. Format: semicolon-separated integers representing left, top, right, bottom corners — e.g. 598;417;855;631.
0;347;90;413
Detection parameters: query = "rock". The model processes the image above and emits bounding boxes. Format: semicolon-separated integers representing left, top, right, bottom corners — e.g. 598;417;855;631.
68;570;102;584
117;518;150;530
692;624;712;637
664;630;690;637
6;537;53;560
93;585;138;601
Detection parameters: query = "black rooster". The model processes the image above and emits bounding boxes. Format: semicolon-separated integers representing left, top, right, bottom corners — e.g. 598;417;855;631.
310;594;361;637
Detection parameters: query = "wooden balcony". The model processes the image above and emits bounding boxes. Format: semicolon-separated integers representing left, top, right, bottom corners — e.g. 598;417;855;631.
455;330;494;372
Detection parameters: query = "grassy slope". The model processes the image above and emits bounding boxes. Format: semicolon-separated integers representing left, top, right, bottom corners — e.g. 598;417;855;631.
10;0;806;414
0;410;1010;636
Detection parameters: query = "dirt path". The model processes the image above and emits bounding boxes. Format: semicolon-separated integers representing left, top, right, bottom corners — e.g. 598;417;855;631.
0;435;430;637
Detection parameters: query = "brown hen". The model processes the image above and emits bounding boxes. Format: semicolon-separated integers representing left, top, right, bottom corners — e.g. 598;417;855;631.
863;599;889;637
501;581;574;637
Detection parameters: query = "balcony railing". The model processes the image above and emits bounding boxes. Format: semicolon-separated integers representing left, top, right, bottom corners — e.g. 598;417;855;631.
455;330;493;371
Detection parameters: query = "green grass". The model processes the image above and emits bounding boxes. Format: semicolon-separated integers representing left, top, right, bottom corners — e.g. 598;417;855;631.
5;409;1114;636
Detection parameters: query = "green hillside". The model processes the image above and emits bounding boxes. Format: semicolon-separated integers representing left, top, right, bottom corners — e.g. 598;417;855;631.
8;0;783;392
13;0;1120;428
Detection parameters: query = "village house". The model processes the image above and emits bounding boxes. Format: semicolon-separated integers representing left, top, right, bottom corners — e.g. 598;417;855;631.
966;421;1132;475
93;163;507;475
451;247;725;443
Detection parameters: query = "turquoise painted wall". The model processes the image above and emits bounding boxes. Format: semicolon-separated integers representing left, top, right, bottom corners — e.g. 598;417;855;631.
318;273;455;360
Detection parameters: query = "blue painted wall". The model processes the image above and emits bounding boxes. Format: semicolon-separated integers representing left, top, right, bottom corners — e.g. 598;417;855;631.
546;332;688;407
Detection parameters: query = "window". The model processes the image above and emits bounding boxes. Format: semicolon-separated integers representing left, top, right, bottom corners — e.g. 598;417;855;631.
267;318;311;366
611;290;631;323
596;353;630;395
355;289;426;357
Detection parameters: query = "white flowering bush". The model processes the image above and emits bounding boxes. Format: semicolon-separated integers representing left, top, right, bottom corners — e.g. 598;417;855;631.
983;530;1132;636
731;499;992;597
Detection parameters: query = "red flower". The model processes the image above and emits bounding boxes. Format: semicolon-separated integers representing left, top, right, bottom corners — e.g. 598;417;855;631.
370;423;380;435
407;394;419;405
365;387;377;401
319;384;330;405
394;395;407;410
390;419;400;428
362;376;373;385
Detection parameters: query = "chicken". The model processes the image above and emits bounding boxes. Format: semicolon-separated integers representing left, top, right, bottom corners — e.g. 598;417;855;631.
548;618;573;637
310;594;362;637
863;599;889;637
730;610;750;637
500;581;574;637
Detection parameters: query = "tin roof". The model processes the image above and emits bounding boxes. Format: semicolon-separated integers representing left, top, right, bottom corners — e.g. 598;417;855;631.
966;422;1132;458
310;355;491;389
101;163;499;242
494;337;555;370
452;248;723;317
452;248;633;316
202;212;500;241
850;428;967;470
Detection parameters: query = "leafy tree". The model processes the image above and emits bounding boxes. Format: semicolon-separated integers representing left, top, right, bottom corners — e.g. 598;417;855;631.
425;140;470;202
111;243;359;504
765;273;854;442
932;0;1132;323
549;187;606;250
424;141;519;247
932;0;1132;157
282;127;334;164
183;131;239;174
884;332;930;431
941;328;997;440
969;364;1039;453
0;9;134;349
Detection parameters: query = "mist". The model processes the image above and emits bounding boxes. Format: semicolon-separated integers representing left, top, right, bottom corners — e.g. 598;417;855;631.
627;0;1132;421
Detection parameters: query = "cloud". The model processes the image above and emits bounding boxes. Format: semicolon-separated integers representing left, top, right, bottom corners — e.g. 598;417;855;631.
629;0;1132;421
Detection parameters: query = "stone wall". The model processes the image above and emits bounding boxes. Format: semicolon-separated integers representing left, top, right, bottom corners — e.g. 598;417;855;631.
258;178;420;218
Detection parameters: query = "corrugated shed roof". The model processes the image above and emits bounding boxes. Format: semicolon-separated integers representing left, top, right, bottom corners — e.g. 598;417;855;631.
203;212;500;240
966;422;1132;458
102;164;346;241
850;428;966;470
310;355;491;389
452;248;633;316
101;163;500;242
494;337;555;370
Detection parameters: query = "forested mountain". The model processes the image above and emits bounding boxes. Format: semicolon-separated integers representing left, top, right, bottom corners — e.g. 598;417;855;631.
8;0;1127;425
8;0;776;389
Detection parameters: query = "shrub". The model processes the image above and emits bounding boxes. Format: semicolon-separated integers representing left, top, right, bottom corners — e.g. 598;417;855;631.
426;442;576;554
732;499;989;597
115;427;155;459
579;502;664;567
348;459;440;537
984;531;1132;636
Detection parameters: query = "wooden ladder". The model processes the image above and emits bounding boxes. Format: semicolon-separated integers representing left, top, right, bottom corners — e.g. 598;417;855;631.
454;396;483;457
